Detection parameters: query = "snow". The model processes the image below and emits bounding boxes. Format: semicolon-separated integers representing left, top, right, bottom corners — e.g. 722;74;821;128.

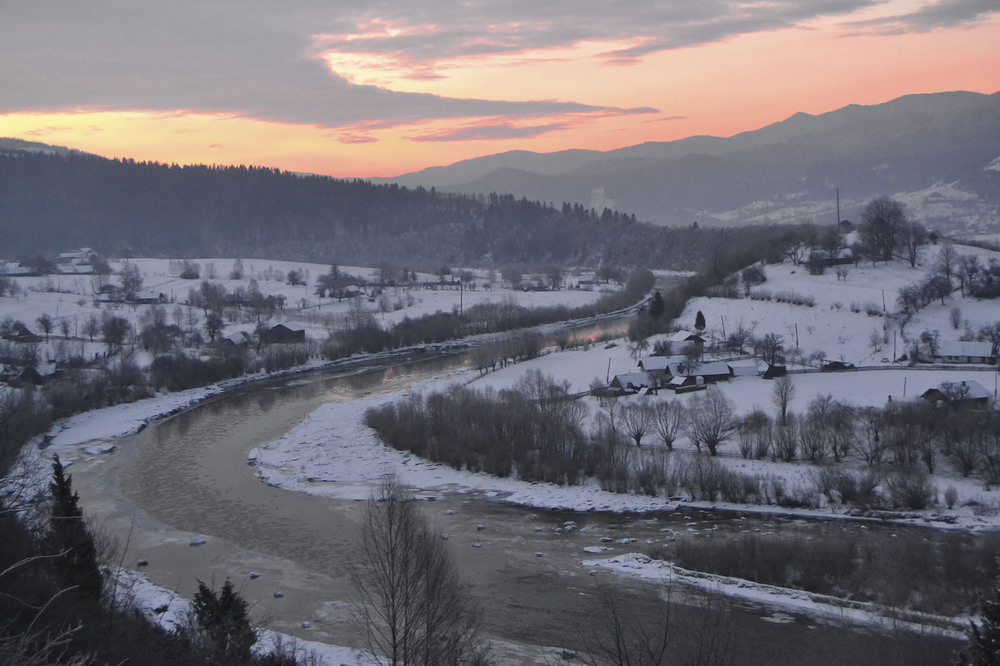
11;244;1000;655
580;553;966;637
0;256;621;371
110;569;374;665
249;242;1000;530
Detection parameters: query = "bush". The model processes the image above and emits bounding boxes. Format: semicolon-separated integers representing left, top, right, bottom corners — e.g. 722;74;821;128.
884;468;934;510
945;485;958;509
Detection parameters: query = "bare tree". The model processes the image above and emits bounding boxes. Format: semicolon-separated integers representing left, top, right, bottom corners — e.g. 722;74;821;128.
118;261;143;300
584;579;744;666
937;241;958;286
980;321;1000;358
82;313;100;342
583;582;676;666
901;221;926;268
686;389;736;456
770;376;795;427
353;476;485;666
736;410;770;460
753;333;785;369
853;407;887;466
652;400;686;450
628;338;649;361
620;403;654;446
35;313;53;342
859;196;907;264
956;253;980;297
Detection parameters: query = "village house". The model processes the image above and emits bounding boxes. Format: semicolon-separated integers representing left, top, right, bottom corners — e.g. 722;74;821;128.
132;290;168;305
609;372;656;395
804;248;854;267
934;341;996;365
4;322;42;343
260;323;306;344
921;380;991;409
220;330;252;349
55;248;96;275
652;331;706;357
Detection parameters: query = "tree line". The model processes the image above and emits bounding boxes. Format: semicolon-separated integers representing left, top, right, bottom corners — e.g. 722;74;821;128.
366;372;1000;513
1;149;810;273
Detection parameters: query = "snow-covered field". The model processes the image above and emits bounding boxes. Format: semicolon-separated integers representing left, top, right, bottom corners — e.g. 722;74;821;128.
0;256;621;363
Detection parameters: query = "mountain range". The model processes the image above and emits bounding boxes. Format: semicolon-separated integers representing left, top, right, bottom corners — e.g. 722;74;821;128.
376;91;1000;236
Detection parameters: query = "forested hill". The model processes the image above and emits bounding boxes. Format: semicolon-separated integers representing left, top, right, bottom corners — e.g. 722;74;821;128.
0;149;799;271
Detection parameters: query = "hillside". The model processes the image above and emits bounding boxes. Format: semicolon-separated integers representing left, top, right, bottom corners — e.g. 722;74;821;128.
378;91;1000;235
0;150;804;272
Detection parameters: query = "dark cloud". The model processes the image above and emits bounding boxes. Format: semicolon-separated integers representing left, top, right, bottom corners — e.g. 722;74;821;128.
843;0;1000;34
4;0;980;131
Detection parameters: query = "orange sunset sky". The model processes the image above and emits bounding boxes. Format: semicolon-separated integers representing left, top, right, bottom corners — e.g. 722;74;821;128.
2;1;998;178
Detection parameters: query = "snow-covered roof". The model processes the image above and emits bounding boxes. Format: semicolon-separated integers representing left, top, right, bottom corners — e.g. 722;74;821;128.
728;360;761;377
692;361;732;377
668;330;704;344
936;341;993;358
922;380;991;401
638;356;672;371
611;372;653;388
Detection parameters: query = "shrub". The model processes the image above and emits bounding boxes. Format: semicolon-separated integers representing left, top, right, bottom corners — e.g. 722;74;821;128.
945;485;958;509
884;469;934;510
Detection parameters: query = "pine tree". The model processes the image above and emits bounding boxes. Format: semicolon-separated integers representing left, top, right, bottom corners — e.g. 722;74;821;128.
956;582;1000;665
193;578;257;664
48;455;103;601
649;291;664;320
694;310;706;332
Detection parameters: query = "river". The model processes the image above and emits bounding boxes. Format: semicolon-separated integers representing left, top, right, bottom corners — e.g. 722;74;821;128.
69;327;963;664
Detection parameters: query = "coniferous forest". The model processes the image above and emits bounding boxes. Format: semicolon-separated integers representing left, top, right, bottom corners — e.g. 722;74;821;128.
0;149;805;272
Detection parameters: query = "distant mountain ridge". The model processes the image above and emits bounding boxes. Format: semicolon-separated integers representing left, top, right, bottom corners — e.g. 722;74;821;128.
0;137;87;156
376;91;1000;235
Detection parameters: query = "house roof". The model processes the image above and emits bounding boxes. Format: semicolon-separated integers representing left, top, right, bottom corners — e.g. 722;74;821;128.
728;360;761;377
611;372;653;389
936;341;994;358
922;380;991;401
693;361;732;377
272;323;305;333
638;355;684;371
668;330;705;344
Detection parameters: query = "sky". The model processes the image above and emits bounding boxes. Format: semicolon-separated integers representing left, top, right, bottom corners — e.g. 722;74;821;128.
1;1;998;178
